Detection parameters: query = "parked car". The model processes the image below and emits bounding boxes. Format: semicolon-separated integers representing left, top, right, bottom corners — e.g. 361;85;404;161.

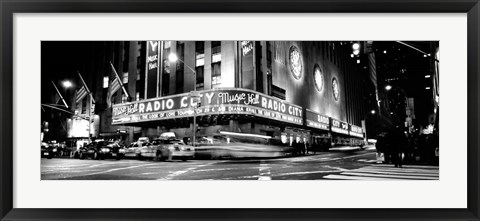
137;138;195;161
78;140;125;160
41;142;53;159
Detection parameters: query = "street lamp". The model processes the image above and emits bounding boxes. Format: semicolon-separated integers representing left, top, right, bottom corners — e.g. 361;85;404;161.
62;80;72;88
168;53;198;147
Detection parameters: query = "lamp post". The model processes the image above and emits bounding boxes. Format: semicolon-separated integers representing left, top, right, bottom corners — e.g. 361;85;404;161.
168;53;198;146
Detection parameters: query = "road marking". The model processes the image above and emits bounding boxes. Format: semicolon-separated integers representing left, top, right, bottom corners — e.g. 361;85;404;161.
193;168;236;173
274;170;344;176
258;160;271;180
80;163;159;177
158;161;222;180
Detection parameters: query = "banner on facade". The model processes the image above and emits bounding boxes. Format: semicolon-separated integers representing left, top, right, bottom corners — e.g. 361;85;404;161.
349;124;364;138
146;41;160;99
330;118;349;135
305;109;330;131
112;88;303;125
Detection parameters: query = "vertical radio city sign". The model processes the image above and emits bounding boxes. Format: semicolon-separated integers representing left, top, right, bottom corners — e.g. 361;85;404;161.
112;88;303;125
305;109;329;131
146;41;160;99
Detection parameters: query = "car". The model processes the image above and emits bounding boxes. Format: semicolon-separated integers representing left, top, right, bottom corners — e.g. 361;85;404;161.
136;138;195;161
41;142;54;159
78;140;125;160
123;141;150;158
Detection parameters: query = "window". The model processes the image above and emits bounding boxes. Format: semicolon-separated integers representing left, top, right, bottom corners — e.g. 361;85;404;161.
81;98;87;114
122;95;128;103
176;42;185;93
195;41;205;67
211;41;222;88
212;41;221;63
266;41;272;69
212;62;221;87
103;76;109;88
164;41;171;49
122;42;130;73
123;72;128;84
163;47;171;74
196;66;204;90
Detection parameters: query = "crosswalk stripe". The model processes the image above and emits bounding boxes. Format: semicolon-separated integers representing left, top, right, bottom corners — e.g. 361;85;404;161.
323;164;439;180
352;169;439;177
322;175;401;180
359;167;439;174
340;172;438;180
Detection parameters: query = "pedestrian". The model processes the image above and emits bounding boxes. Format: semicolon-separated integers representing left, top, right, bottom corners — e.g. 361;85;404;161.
376;132;388;163
304;141;309;155
388;124;408;168
291;140;298;155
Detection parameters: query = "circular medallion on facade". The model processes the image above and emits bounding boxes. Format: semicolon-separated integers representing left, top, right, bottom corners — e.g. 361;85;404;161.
289;46;303;80
313;64;324;92
332;77;340;101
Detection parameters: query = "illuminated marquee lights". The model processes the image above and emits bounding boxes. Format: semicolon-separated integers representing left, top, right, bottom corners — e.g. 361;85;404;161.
305;109;329;131
349;124;364;138
330;118;349;135
112;88;303;125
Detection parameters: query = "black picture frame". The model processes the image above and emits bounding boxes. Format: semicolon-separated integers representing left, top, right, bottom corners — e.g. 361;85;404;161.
1;1;479;220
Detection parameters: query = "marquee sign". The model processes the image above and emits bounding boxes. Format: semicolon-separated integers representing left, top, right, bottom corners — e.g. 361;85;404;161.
330;118;349;135
305;109;329;131
112;88;303;125
349;124;364;138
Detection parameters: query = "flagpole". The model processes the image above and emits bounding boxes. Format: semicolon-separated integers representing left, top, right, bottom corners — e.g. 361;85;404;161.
88;94;92;143
110;62;130;98
51;81;69;108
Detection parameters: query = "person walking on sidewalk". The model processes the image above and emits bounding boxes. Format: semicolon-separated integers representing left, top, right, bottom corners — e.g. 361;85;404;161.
388;124;408;168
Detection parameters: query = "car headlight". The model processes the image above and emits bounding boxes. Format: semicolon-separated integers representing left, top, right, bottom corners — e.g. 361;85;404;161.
52;149;57;152
119;149;126;153
101;148;110;152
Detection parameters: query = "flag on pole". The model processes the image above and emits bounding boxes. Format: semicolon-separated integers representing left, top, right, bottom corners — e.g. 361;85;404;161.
106;62;126;107
75;85;88;104
54;93;61;104
77;72;95;104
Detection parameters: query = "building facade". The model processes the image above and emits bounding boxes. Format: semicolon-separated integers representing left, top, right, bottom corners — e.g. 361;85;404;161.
68;41;374;146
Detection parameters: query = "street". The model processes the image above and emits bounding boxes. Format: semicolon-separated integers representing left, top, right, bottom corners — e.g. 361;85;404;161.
41;149;439;180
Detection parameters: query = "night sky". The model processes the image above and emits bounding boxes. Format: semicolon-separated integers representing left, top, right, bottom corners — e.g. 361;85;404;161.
41;41;97;104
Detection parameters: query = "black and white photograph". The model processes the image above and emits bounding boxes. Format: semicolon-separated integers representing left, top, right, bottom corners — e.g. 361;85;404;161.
40;41;439;180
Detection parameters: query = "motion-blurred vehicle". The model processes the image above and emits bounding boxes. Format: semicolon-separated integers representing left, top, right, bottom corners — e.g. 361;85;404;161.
41;142;53;159
194;133;292;159
136;138;195;161
78;140;125;160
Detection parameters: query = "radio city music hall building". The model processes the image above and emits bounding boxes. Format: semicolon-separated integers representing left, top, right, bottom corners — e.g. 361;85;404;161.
70;41;374;146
